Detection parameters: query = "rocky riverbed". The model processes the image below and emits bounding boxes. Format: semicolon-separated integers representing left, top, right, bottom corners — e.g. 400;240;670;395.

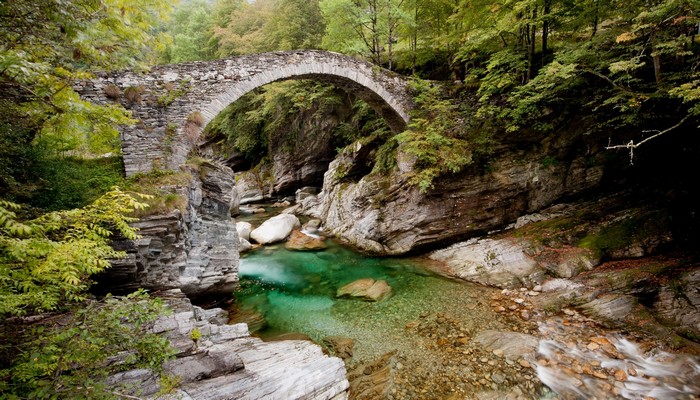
228;196;700;400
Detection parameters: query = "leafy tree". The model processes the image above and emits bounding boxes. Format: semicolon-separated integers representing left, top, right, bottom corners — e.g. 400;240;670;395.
213;0;325;56
161;0;218;63
395;80;493;191
0;188;150;317
1;290;173;400
0;0;171;159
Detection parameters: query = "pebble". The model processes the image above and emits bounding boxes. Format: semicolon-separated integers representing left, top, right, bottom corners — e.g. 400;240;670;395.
518;359;531;368
493;349;504;357
533;285;543;292
514;298;525;304
563;309;575;316
491;373;505;384
614;369;627;381
586;342;600;351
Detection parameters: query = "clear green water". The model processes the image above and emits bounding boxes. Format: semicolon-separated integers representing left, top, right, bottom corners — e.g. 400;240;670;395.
233;238;503;361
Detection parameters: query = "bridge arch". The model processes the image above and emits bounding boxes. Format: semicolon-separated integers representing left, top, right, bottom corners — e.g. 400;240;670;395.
76;50;413;176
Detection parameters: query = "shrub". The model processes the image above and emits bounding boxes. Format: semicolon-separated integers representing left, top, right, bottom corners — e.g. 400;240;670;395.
124;85;144;105
103;84;121;100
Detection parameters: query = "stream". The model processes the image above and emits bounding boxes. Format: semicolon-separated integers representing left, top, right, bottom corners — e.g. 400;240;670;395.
229;204;700;399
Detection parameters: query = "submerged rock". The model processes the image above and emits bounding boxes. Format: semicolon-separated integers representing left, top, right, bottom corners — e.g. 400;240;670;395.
336;278;392;302
323;336;355;361
285;230;327;251
473;330;539;360
250;214;301;244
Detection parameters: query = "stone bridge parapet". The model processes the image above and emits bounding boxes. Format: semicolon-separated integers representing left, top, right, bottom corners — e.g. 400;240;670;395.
75;50;413;176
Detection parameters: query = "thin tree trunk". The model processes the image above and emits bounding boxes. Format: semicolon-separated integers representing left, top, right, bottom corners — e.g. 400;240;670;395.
653;53;662;84
542;0;551;62
527;6;537;81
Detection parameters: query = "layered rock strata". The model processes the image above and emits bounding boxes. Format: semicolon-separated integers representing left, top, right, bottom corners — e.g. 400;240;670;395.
300;139;604;255
110;290;349;400
105;161;240;297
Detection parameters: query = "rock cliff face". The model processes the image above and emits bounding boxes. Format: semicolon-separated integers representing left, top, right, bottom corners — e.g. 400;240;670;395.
301;139;604;255
110;290;349;400
103;161;240;298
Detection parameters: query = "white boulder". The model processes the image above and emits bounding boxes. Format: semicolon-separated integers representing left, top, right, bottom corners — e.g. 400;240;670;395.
236;221;252;241
250;214;301;244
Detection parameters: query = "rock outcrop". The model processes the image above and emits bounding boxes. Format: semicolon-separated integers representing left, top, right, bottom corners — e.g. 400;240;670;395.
250;214;301;244
111;290;349;400
102;160;240;297
426;194;672;288
300;136;605;255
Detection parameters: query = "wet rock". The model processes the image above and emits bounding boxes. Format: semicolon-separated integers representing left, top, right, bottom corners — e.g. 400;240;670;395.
296;186;318;203
654;269;700;340
250;214;301;244
336;278;392;302
346;352;397;400
235;221;252;241
473;330;539;360
285;230;327;251
228;308;267;334
239;238;252;253
323;336;355;361
112;291;348;399
580;294;637;323
302;218;323;235
235;169;272;205
303;142;603;255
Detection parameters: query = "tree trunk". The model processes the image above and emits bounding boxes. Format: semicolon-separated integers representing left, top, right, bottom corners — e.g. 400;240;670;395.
527;6;537;81
653;53;662;84
542;0;551;62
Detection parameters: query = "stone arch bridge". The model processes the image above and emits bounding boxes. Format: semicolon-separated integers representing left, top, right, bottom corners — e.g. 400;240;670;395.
76;50;413;176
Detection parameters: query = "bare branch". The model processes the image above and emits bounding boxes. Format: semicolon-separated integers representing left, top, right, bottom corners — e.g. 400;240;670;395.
606;114;692;163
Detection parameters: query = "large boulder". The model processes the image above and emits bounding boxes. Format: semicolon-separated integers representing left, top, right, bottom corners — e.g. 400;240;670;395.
336;278;392;302
429;238;545;288
250;214;301;244
285;230;327;251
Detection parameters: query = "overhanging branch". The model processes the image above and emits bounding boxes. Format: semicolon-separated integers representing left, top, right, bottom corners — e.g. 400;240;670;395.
606;114;691;164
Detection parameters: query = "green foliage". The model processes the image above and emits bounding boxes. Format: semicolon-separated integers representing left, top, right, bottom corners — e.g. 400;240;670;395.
213;0;325;56
161;0;218;63
2;290;174;399
124;169;192;217
395;80;474;191
206;81;387;167
0;188;151;317
26;156;126;211
0;0;171;158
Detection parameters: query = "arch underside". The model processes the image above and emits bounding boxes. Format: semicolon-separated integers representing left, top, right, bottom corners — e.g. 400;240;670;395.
199;68;410;136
